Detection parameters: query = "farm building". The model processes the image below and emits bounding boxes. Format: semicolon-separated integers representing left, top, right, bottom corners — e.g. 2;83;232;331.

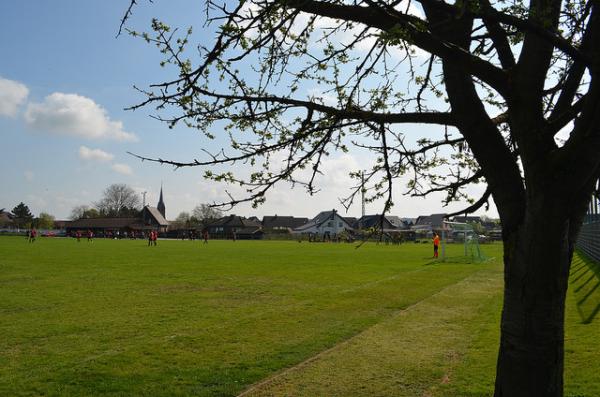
66;206;168;236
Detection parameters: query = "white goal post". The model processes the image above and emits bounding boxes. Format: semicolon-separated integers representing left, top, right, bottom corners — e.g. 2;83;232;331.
441;220;474;261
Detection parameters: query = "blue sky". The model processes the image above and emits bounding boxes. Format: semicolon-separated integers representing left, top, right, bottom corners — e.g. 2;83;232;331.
0;1;497;220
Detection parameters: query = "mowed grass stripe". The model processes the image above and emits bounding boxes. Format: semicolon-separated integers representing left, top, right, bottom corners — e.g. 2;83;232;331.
241;260;600;397
0;237;498;396
240;266;504;397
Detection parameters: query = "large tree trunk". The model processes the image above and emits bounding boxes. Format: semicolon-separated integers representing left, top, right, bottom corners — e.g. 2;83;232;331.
493;199;577;396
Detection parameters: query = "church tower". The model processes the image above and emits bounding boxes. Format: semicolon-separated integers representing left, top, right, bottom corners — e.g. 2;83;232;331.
157;184;166;219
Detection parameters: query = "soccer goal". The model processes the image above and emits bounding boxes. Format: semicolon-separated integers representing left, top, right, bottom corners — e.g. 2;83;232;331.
440;221;487;263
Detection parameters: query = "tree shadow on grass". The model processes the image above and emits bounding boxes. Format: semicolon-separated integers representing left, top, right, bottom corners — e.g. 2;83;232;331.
570;252;600;324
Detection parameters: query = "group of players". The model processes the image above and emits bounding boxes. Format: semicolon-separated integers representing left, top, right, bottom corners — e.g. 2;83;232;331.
70;229;160;246
66;229;210;245
25;228;213;245
73;230;95;242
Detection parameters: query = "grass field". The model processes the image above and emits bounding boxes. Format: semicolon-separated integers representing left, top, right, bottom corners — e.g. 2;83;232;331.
0;237;598;396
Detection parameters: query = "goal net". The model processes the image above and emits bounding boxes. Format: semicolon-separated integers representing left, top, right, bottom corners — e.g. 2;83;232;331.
440;221;487;263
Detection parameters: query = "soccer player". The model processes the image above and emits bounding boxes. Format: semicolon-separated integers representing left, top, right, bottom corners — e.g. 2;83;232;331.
433;233;440;258
29;228;37;243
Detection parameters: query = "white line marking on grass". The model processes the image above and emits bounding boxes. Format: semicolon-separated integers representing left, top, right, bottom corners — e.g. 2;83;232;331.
193;265;438;337
236;268;487;397
337;264;432;294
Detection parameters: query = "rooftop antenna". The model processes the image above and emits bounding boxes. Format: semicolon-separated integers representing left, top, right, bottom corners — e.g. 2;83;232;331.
142;191;147;207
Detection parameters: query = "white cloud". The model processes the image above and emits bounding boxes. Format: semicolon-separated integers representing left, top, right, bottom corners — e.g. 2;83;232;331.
312;153;361;188
24;93;138;142
78;146;114;162
0;77;29;117
111;163;133;175
24;170;34;182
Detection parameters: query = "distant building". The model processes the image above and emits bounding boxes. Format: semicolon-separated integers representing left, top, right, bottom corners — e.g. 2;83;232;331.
206;215;263;239
292;209;354;235
66;206;168;236
413;213;449;235
0;209;15;229
53;220;71;230
451;215;482;224
354;214;414;230
262;215;309;232
355;214;396;231
386;216;414;229
66;185;168;236
351;214;416;240
142;206;169;231
343;217;358;229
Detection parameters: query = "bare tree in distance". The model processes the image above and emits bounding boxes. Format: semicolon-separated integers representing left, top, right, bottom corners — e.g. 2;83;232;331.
121;0;600;395
70;205;88;221
171;211;192;229
95;184;141;217
192;204;223;227
70;205;101;220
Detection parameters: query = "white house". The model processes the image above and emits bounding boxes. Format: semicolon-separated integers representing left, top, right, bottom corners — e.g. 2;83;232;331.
292;209;354;236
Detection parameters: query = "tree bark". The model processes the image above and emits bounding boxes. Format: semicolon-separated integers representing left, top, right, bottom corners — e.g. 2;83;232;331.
494;199;576;397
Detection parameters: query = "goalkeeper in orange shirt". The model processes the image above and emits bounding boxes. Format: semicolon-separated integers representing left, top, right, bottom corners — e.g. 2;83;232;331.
433;233;440;258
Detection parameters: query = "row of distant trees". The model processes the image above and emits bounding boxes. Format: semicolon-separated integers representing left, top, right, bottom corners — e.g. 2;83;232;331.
69;183;223;228
0;203;55;230
2;184;147;229
3;183;223;230
169;205;223;230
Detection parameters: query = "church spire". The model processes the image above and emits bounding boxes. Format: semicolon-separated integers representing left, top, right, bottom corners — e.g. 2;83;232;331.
157;183;166;219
